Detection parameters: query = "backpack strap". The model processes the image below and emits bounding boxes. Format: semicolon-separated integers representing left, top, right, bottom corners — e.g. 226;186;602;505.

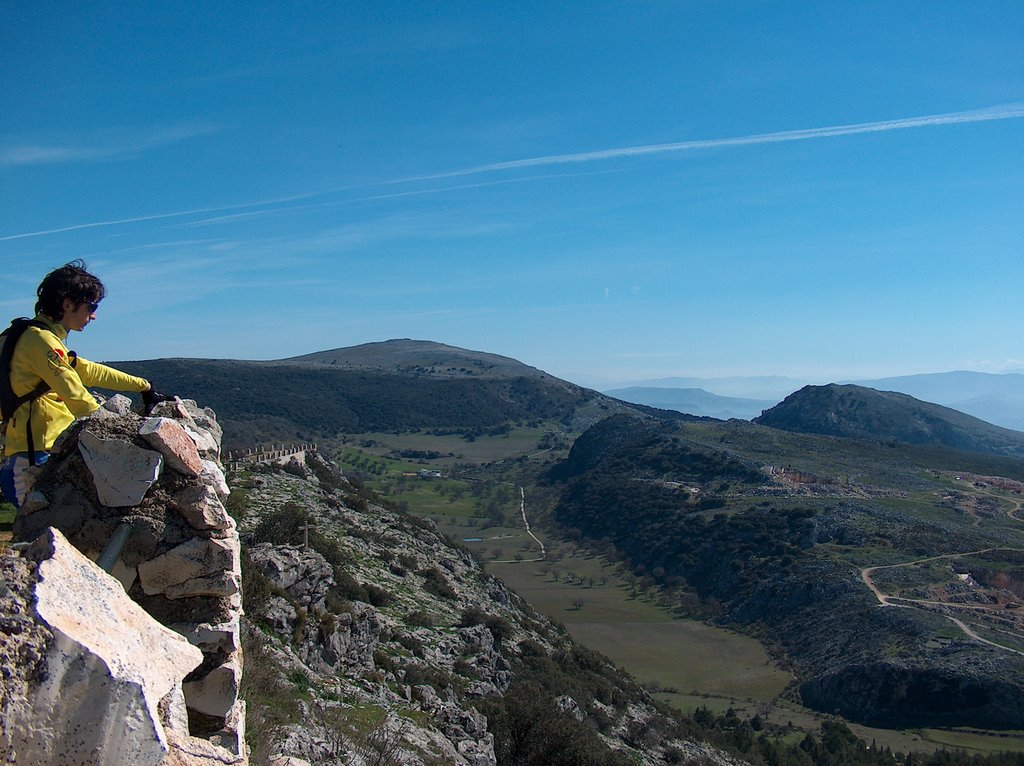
1;319;54;465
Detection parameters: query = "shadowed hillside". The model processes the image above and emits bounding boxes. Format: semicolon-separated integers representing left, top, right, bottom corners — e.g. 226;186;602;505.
108;341;688;450
754;384;1024;458
546;414;1024;730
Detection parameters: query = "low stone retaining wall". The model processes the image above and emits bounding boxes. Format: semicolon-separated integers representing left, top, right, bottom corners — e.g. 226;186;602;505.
224;443;317;472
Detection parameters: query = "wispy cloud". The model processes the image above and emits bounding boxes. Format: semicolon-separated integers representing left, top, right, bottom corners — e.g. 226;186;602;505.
402;103;1024;182
0;122;221;168
965;358;1024;373
177;170;614;228
0;190;326;242
0;206;239;241
4;103;1022;243
2;170;603;241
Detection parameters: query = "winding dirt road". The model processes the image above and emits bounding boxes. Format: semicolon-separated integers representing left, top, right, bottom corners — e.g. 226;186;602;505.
860;546;1024;656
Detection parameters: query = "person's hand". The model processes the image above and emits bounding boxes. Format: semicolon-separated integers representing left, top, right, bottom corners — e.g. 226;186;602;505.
142;387;176;414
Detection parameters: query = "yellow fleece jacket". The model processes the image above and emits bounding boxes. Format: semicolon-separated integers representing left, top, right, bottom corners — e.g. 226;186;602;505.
3;314;149;456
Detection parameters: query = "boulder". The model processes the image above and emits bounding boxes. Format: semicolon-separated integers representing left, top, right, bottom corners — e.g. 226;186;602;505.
248;544;333;611
140;417;203;477
138;536;241;599
102;393;135;415
183;658;242;717
184;423;221;458
171;484;233;531
151;399;224;448
171;616;241;654
78;429;163;507
202;459;231;497
297;604;381;673
4;528;203;766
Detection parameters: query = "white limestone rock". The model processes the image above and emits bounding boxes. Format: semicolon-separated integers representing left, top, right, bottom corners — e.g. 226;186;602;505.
172;484;233;531
201;459;231;497
171;616;241;653
247;543;333;611
164;572;241;600
138;536;241;598
163;728;247;765
78;429;163;507
102;393;135;415
556;695;586;721
184;422;221;458
189;405;223;445
150;398;224;447
8;527;203;766
262;595;299;635
183;657;242;717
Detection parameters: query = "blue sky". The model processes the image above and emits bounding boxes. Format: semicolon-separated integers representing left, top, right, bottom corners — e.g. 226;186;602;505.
2;2;1022;389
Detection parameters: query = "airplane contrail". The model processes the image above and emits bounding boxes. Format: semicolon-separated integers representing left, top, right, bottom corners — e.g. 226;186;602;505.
0;191;331;242
3;103;1022;242
402;103;1024;182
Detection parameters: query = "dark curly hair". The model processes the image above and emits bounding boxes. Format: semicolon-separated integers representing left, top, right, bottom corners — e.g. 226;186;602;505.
35;260;106;320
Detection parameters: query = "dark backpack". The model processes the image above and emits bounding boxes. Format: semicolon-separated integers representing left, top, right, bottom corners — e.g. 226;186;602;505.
1;318;54;462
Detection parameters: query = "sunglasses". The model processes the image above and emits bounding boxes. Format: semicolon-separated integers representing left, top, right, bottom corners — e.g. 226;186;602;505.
84;301;100;313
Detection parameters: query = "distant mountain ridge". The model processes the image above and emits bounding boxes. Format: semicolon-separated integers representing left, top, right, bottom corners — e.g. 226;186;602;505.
616;375;812;400
546;413;1024;729
284;339;550;379
110;339;678;450
849;371;1024;432
616;371;1024;431
604;386;775;421
754;384;1024;457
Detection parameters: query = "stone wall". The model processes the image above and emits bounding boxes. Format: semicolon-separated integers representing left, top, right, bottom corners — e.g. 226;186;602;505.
224;443;317;471
7;395;245;764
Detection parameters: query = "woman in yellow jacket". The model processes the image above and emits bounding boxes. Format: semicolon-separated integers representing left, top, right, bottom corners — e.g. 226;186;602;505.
0;261;168;508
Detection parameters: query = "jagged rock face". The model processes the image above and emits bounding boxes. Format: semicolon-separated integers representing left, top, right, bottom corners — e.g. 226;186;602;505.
4;397;246;764
0;541;52;760
239;466;745;766
411;684;495;765
298;605;381;674
1;528;202;765
437;624;512;698
249;543;334;612
248;543;381;674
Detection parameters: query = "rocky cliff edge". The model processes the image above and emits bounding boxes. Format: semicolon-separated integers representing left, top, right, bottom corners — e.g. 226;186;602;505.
0;395;244;766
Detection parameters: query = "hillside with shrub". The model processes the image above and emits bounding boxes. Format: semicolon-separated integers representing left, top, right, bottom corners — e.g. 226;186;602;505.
108;341;685;450
235;448;1024;765
754;385;1024;457
546;414;1024;730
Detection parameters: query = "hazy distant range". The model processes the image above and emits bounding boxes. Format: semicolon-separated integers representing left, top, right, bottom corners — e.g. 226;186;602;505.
605;371;1024;432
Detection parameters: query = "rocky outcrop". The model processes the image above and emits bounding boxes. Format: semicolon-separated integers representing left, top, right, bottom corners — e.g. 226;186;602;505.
754;384;1024;458
238;463;744;766
0;528;220;765
4;395;245;763
248;543;381;674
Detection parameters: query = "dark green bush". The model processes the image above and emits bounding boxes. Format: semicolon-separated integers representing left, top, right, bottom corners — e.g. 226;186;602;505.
406;609;435;627
478;680;633;766
418;567;457;600
458;606;514;645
